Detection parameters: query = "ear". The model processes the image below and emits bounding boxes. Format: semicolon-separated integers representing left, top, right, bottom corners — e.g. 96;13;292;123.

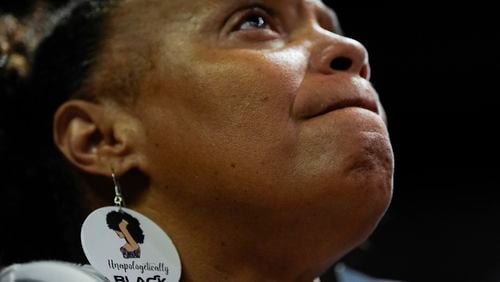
53;99;146;177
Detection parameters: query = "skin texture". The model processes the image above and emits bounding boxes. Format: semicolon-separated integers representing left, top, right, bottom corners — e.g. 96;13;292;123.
54;0;394;281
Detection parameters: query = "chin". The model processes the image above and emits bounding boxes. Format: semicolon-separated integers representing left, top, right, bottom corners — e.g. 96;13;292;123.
328;129;394;255
341;143;394;248
345;130;393;201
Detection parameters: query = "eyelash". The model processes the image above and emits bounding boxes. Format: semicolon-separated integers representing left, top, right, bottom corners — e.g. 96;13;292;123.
231;6;281;37
236;8;272;30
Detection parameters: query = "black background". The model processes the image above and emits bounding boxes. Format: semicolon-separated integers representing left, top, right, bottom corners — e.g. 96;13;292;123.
328;1;500;281
2;1;500;281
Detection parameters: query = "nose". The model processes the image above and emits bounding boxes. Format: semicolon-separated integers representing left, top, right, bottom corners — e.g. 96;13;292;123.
310;33;370;79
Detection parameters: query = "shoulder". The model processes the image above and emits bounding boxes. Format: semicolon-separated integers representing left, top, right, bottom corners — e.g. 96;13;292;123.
0;261;108;282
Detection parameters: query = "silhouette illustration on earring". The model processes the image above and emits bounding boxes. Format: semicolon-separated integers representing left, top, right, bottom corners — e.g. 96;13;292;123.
106;211;144;259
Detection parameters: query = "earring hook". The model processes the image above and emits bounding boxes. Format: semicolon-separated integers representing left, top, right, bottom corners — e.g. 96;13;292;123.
111;168;126;209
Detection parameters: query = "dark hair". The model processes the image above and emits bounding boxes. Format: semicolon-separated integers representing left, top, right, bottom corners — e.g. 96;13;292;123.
0;0;115;265
106;211;145;244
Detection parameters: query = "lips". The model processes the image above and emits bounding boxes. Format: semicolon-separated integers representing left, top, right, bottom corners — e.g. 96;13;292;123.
292;76;380;120
307;96;379;119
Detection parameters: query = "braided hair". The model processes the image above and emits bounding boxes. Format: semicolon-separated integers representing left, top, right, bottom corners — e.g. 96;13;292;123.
0;0;116;265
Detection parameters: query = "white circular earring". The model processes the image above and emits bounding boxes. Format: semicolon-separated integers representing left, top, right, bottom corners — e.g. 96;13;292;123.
80;169;182;282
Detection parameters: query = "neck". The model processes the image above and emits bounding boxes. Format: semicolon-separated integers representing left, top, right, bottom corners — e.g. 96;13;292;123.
175;232;324;282
136;193;348;282
149;213;325;282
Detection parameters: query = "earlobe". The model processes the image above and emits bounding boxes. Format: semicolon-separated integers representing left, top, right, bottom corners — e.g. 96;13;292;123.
53;99;139;176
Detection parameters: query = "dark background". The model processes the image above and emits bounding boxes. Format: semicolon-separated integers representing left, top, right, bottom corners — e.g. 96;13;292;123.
2;1;499;281
328;1;500;281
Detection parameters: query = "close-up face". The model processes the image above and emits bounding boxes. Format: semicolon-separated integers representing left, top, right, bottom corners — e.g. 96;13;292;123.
90;0;394;265
4;1;499;280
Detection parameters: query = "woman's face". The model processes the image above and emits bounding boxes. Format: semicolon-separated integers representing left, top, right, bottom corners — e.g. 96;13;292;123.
103;0;393;258
115;231;124;239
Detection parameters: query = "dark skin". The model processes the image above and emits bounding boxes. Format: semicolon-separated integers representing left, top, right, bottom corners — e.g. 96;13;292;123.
116;220;139;252
53;0;394;281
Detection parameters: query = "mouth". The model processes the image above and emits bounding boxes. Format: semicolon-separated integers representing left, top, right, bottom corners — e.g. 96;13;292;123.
306;97;379;119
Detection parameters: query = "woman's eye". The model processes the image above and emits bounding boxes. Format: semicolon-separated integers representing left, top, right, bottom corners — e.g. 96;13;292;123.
233;7;277;32
239;15;269;30
226;6;283;41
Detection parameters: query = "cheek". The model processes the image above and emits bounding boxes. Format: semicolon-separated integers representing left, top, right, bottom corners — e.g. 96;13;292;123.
135;47;308;178
158;47;310;155
193;47;308;124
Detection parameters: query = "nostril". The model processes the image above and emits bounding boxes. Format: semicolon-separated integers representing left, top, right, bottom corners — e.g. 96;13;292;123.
330;57;352;71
